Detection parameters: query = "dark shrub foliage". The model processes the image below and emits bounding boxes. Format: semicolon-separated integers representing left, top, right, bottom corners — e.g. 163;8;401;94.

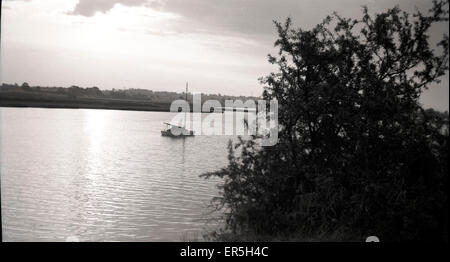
203;1;449;241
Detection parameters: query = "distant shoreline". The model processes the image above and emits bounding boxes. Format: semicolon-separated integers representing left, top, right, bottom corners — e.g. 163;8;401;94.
0;96;172;112
1;83;258;113
0;104;171;112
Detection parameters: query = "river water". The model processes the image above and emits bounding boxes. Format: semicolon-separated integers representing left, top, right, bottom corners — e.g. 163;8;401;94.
0;107;246;241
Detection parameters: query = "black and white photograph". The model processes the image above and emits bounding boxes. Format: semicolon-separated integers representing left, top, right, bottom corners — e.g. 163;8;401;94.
0;0;448;246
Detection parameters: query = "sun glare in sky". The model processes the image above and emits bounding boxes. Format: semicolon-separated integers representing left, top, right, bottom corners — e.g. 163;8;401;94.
1;0;448;110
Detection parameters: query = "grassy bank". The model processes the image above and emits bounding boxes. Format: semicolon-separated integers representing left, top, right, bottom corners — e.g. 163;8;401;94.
0;91;171;112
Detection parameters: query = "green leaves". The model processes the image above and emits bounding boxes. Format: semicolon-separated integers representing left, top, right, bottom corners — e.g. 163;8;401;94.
203;0;449;241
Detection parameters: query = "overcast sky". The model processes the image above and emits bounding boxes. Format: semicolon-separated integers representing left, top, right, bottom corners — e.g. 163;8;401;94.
1;0;448;110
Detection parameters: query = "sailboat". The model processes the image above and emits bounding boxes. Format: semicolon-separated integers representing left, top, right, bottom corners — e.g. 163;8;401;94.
161;82;195;137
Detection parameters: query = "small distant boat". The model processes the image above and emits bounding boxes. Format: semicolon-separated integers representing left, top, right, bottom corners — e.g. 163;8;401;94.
161;82;195;137
161;122;195;137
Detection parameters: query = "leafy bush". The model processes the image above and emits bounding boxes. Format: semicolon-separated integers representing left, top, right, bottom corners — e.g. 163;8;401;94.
203;1;449;241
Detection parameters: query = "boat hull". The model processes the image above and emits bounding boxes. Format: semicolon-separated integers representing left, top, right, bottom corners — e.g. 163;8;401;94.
161;130;194;137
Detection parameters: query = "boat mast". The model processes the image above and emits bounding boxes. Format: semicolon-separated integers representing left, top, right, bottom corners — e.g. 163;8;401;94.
184;82;188;128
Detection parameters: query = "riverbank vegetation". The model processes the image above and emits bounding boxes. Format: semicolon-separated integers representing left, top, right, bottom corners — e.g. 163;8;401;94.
0;83;254;112
203;1;449;241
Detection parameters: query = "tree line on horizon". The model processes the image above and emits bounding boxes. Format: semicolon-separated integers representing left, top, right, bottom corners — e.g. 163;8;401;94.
0;82;257;105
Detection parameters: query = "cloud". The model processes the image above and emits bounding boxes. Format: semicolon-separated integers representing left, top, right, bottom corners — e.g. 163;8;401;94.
68;0;309;37
68;0;438;42
69;0;150;16
158;0;439;38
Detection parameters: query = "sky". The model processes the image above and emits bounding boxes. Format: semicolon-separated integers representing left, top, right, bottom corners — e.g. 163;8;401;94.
1;0;448;110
